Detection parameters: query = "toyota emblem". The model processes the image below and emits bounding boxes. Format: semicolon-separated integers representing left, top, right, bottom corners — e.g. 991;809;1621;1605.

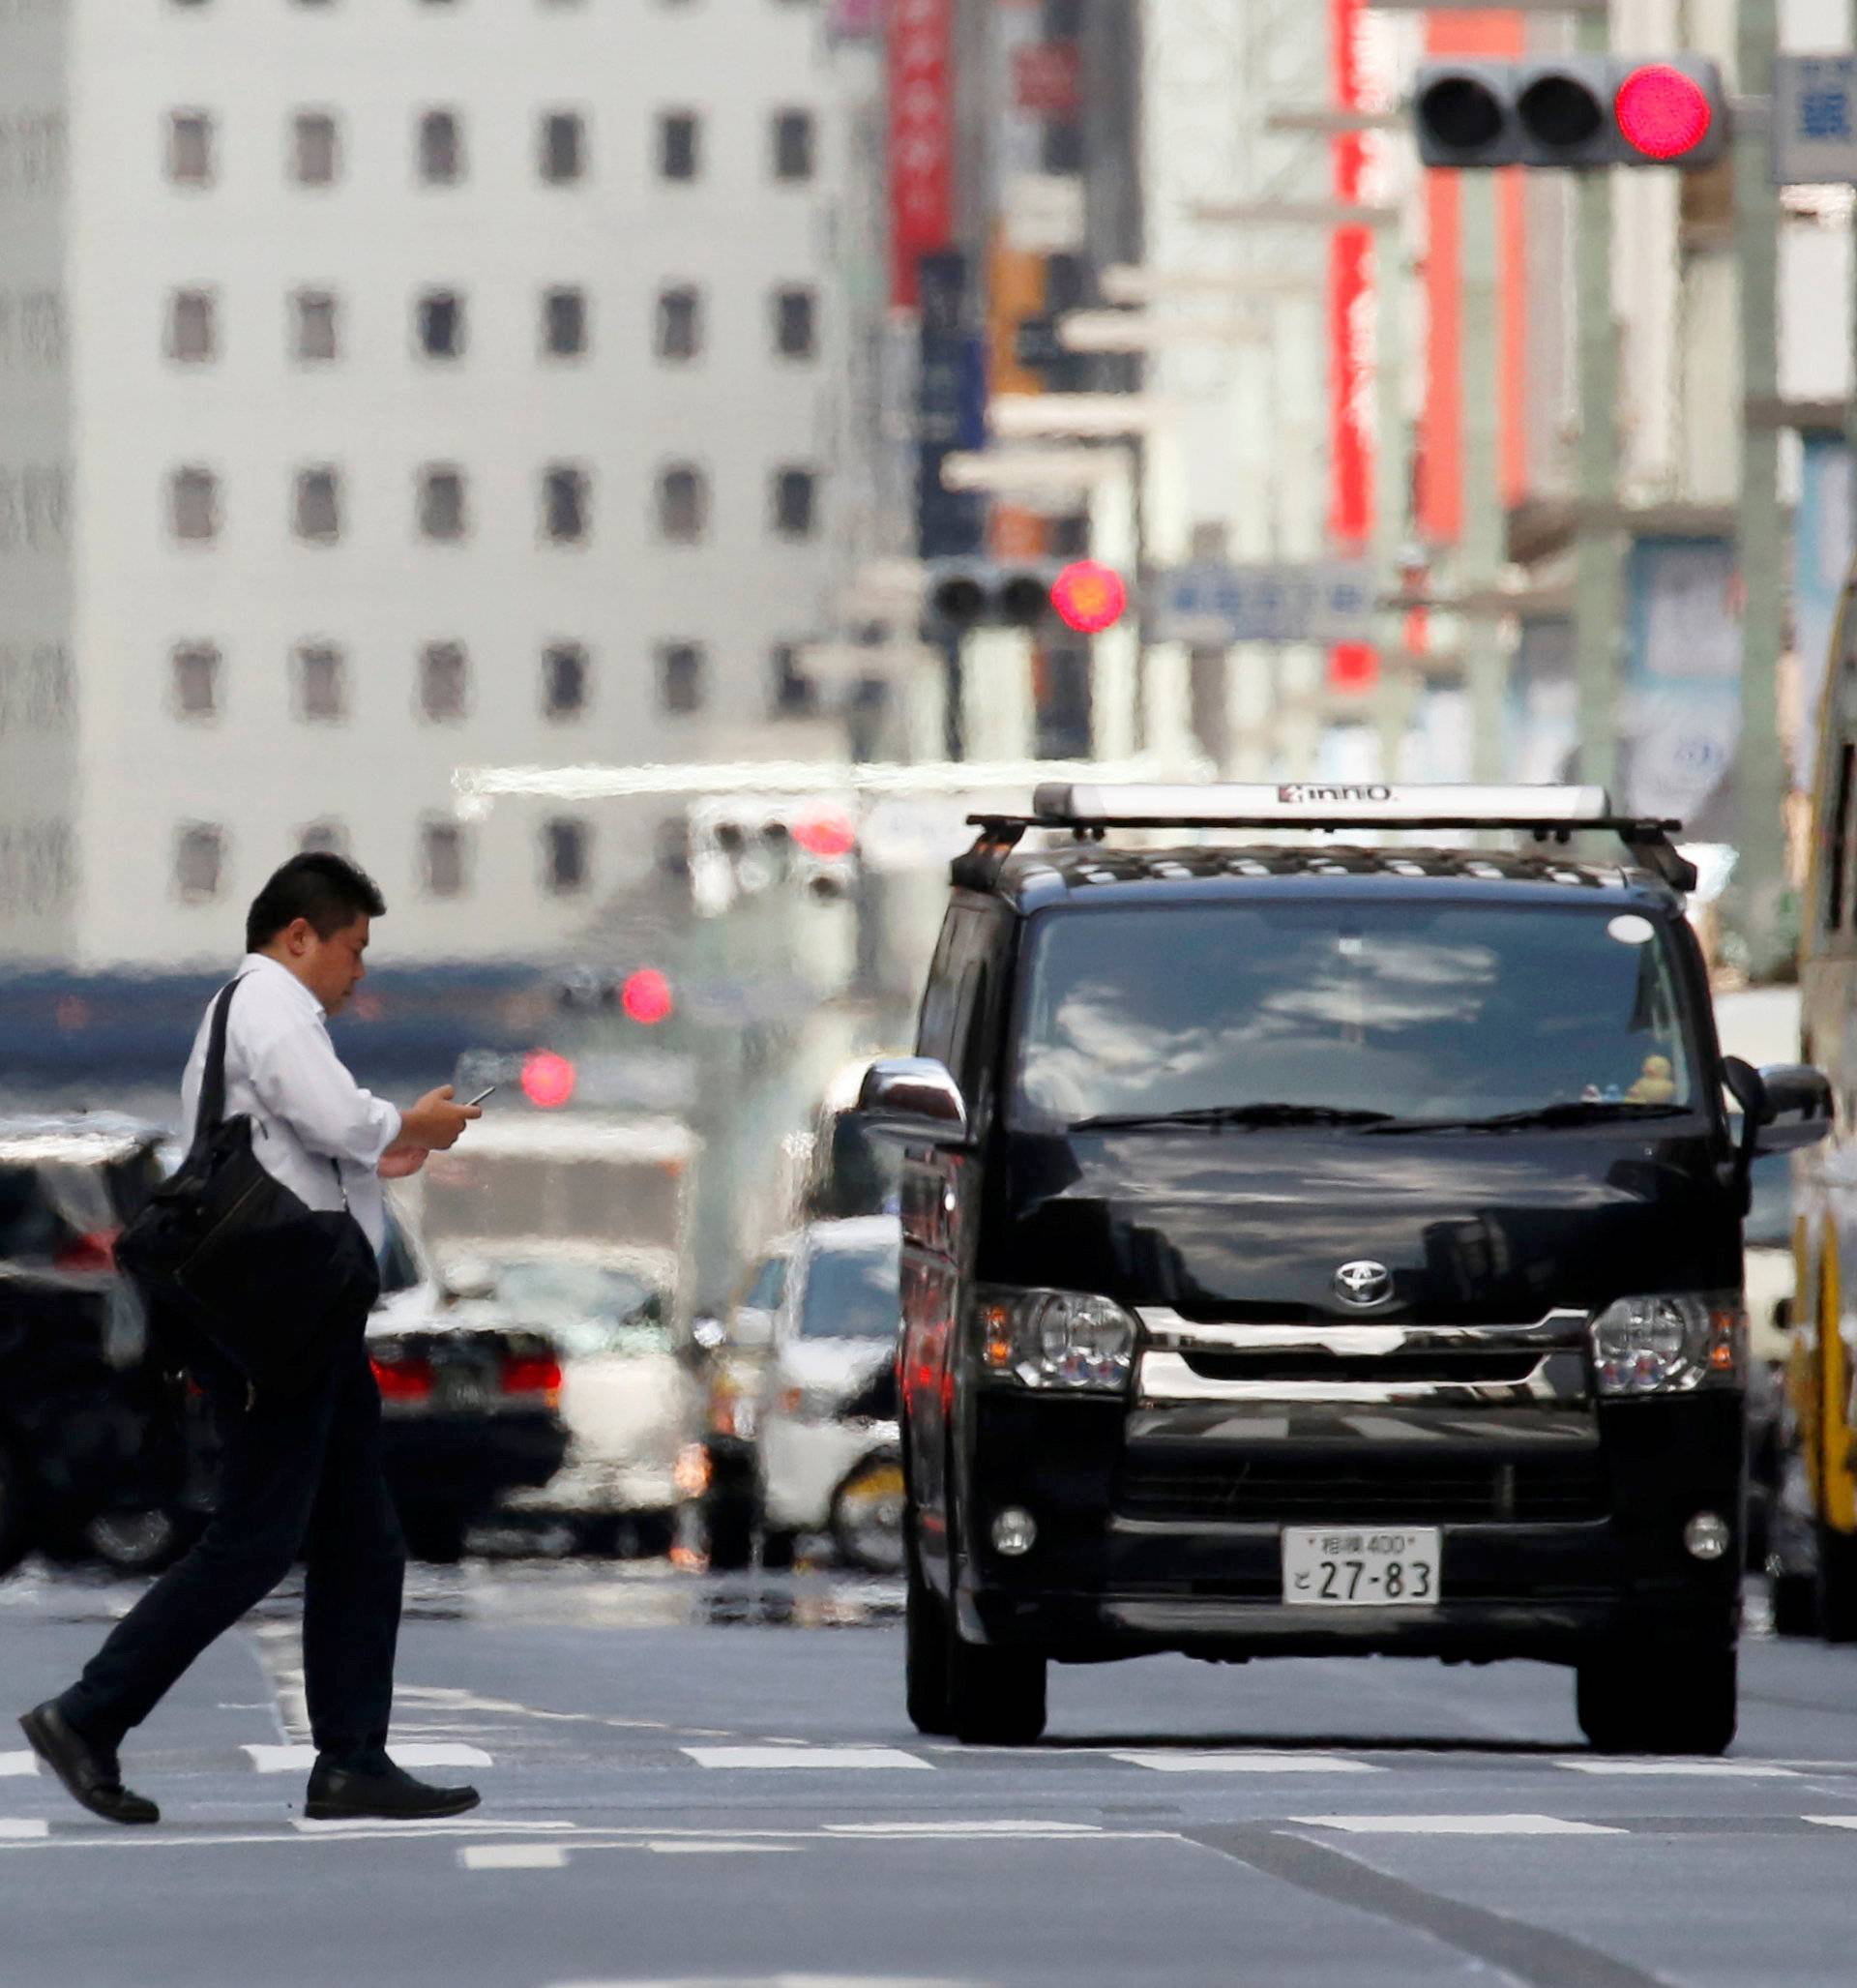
1334;1260;1393;1307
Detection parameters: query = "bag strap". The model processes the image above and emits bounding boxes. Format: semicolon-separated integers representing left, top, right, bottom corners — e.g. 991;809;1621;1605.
194;975;248;1141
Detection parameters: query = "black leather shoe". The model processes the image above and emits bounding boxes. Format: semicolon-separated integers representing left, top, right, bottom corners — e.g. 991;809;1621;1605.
18;1703;159;1826
304;1756;481;1822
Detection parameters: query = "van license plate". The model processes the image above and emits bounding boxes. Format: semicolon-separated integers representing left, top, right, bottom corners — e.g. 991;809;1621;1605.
1282;1528;1441;1607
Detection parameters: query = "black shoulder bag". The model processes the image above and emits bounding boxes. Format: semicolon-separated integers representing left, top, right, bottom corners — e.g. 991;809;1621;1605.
117;976;381;1399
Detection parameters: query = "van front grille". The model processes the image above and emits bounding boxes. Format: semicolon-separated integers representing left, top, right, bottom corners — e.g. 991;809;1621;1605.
1113;1451;1610;1526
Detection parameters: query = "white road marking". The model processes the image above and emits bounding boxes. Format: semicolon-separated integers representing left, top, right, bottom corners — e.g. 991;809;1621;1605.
0;1821;49;1840
244;1743;492;1773
681;1746;933;1770
645;1842;802;1854
1293;1814;1626;1836
824;1820;1102;1837
1803;1815;1857;1830
1556;1759;1799;1777
460;1843;569;1870
291;1816;569;1836
550;1977;981;1987
1112;1751;1381;1775
0;1753;40;1778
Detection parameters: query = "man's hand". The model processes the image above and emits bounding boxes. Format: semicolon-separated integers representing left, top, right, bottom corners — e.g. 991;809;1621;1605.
378;1143;427;1180
398;1084;482;1152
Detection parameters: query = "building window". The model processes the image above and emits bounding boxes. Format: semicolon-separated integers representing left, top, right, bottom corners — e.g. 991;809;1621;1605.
422;820;467;898
540;110;585;183
773;285;816;360
656;462;707;542
166;111;214;187
417;464;467;541
770;641;816;718
544;817;590;894
655;285;701;362
542;463;589;544
543;641;588;720
657;110;700;182
170;642;221;720
772;109;815;183
291;289;339;363
658;642;705;715
416;289;465;359
167;288;216;363
419;639;469;721
542;286;587;359
293;466;341;543
771;466;817;539
291;110;340;187
294;642;347;722
298;819;348;856
417;108;464;186
169;465;219;543
174;824;225;902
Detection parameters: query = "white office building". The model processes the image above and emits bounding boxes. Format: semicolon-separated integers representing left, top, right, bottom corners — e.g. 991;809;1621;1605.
0;0;851;971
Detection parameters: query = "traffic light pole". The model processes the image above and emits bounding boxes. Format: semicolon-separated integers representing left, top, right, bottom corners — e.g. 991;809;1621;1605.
1460;171;1507;780
1571;19;1622;797
1733;0;1790;974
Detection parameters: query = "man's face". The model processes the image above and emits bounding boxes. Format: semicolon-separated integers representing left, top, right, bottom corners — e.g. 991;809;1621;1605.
277;915;370;1016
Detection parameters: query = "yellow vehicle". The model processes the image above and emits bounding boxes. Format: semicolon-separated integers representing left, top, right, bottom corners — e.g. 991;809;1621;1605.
1773;576;1857;1637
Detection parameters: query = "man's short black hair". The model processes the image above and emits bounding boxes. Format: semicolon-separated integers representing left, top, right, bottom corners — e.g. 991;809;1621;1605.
246;852;387;953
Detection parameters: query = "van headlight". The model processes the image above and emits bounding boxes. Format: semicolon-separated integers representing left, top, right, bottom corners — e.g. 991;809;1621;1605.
972;1287;1136;1394
1588;1294;1744;1396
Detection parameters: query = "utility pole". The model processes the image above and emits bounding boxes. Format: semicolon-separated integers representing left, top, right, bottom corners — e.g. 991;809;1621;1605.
1734;0;1789;972
1572;7;1622;796
1459;171;1507;779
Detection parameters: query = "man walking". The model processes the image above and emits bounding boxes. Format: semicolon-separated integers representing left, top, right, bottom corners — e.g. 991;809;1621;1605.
20;853;483;1825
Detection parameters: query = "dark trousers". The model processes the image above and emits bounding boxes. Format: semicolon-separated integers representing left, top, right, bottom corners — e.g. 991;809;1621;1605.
58;1338;406;1766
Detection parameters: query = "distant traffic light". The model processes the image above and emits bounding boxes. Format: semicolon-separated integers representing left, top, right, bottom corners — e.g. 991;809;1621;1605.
926;558;1130;634
1412;56;1727;170
686;795;859;914
619;968;674;1026
520;1049;576;1110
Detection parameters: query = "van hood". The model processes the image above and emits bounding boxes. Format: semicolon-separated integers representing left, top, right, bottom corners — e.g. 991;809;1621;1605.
987;1126;1739;1325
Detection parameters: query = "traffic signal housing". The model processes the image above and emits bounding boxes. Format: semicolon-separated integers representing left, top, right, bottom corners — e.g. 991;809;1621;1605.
1412;55;1727;170
925;558;1129;636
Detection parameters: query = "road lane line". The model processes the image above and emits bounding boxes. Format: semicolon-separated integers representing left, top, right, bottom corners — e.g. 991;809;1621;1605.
245;1743;492;1773
644;1842;801;1854
0;1821;49;1839
459;1843;569;1870
681;1745;933;1770
291;1816;569;1835
1556;1758;1799;1777
1803;1814;1857;1830
825;1820;1103;1836
0;1753;40;1777
1111;1751;1381;1774
1291;1813;1625;1835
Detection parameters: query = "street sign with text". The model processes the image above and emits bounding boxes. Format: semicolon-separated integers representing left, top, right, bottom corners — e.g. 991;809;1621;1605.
1774;53;1857;186
1155;562;1378;646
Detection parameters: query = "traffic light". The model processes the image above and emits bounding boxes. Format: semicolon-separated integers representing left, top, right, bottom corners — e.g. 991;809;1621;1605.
925;558;1129;635
686;795;859;914
1412;56;1727;170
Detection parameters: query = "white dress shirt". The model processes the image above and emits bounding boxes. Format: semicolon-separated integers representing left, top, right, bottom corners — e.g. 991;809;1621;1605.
180;952;402;1252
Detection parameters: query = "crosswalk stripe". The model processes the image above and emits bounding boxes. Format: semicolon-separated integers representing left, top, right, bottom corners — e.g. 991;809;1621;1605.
0;1821;49;1840
1292;1813;1626;1835
1110;1752;1382;1775
1802;1815;1857;1830
459;1844;569;1870
1557;1759;1799;1778
245;1743;492;1774
681;1746;934;1770
0;1753;40;1779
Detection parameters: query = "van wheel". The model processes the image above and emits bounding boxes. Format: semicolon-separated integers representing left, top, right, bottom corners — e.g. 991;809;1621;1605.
946;1590;1046;1747
84;1508;190;1574
1770;1569;1819;1638
1577;1645;1736;1756
905;1558;954;1736
0;1446;27;1579
1816;1526;1857;1643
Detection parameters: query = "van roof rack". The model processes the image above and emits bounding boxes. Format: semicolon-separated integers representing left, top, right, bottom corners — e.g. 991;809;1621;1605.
958;782;1696;893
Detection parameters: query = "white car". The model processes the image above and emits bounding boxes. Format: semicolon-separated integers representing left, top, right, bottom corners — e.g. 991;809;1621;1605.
754;1216;903;1569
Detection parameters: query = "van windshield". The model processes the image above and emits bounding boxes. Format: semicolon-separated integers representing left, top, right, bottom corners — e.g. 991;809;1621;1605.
1010;900;1699;1133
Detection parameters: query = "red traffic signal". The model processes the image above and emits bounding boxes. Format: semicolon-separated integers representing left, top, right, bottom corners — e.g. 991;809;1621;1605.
620;968;674;1026
520;1049;576;1109
1614;63;1714;162
1051;560;1129;636
788;807;856;860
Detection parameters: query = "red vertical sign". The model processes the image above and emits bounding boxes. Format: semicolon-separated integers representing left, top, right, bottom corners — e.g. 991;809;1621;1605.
1328;0;1375;690
889;0;954;309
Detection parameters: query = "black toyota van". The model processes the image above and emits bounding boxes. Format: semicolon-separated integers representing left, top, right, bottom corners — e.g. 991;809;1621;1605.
862;783;1832;1752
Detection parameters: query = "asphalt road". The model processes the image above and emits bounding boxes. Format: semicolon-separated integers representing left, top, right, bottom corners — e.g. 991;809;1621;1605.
4;1560;1856;1988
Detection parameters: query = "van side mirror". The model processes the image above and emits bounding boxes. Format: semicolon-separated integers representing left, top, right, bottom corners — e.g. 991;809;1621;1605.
1724;1055;1833;1157
858;1056;971;1150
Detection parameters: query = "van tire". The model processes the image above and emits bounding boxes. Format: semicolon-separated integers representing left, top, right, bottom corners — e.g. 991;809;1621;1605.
1577;1644;1736;1757
0;1445;27;1580
944;1570;1046;1747
1815;1525;1857;1643
904;1556;954;1736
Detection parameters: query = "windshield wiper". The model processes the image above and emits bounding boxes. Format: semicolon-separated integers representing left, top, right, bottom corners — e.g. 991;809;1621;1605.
1368;1100;1692;1135
1070;1103;1396;1133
